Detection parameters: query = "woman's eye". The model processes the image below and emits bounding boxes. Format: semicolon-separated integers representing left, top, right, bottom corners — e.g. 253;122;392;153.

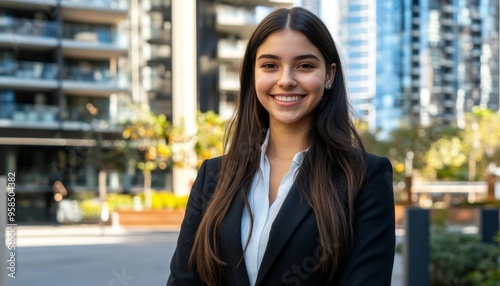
298;63;314;69
262;63;277;69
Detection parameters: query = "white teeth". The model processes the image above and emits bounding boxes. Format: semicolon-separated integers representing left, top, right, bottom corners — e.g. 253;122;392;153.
274;96;302;102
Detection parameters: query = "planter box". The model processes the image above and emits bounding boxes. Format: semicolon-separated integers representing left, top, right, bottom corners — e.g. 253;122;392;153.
115;209;185;227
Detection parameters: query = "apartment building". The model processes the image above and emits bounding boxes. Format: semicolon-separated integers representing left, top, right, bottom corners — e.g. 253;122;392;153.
337;0;378;128
0;0;175;223
404;0;499;128
337;0;499;138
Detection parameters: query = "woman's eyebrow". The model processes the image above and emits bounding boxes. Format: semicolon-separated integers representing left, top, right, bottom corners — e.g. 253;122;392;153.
256;54;280;60
256;54;321;61
294;54;321;61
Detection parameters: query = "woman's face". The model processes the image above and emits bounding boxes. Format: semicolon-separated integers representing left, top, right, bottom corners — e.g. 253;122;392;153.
254;29;335;128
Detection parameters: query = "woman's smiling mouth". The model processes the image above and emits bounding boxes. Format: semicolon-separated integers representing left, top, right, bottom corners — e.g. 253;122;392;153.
272;95;305;102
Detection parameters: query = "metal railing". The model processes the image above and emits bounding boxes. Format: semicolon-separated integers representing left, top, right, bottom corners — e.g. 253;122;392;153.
62;66;127;86
0;16;59;38
63;25;128;47
0;60;59;80
0;103;59;123
62;0;129;10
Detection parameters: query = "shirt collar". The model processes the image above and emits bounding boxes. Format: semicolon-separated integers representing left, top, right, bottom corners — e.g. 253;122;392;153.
260;129;306;166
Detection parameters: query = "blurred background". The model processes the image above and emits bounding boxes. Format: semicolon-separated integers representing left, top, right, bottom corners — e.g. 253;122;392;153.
0;0;499;285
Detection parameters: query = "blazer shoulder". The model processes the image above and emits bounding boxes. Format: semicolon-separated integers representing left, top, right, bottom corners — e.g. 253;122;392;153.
366;153;393;174
203;155;224;171
360;153;394;200
193;156;224;201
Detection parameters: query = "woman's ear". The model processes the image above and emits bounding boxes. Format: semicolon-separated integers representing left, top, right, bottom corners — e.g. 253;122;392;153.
325;63;336;90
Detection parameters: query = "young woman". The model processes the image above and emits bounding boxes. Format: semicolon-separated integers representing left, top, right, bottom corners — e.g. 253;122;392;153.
168;7;395;286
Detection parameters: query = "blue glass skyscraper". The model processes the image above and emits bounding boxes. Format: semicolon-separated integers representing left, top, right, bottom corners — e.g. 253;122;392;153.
335;0;499;138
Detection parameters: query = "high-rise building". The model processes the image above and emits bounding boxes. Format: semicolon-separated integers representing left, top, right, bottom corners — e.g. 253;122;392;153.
374;0;405;138
336;0;499;138
337;0;378;128
0;0;130;222
0;0;174;222
403;0;499;129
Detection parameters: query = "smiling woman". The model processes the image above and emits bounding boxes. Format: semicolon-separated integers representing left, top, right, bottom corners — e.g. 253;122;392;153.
254;29;335;131
168;7;395;286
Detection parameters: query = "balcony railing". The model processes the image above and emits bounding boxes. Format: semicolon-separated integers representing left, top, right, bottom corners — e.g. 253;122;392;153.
62;0;129;10
63;66;129;88
216;5;257;26
218;39;246;60
0;104;58;123
148;77;172;92
63;25;128;47
147;27;171;44
148;45;171;60
219;64;239;91
0;16;59;39
0;60;59;80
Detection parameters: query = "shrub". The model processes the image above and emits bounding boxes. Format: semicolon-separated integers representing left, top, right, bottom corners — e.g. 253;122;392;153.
106;193;134;211
430;227;500;286
79;191;188;218
137;191;188;210
79;199;101;218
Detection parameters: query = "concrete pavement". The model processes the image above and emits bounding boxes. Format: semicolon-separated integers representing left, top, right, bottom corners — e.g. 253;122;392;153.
4;225;404;286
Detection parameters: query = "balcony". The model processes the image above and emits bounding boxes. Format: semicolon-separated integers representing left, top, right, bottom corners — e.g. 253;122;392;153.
442;5;455;13
147;27;171;45
0;60;59;90
440;59;454;68
148;77;172;94
219;64;239;91
62;26;129;59
0;0;57;10
61;0;129;24
216;5;258;37
146;45;171;63
0;16;59;50
62;96;124;131
62;66;129;96
217;0;294;7
0;104;59;128
442;86;455;94
218;39;247;61
147;0;172;14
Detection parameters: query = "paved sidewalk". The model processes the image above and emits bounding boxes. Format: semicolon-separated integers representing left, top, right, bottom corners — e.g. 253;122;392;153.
4;225;404;286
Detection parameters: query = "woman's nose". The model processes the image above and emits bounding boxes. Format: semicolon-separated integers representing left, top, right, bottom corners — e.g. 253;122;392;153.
277;68;297;88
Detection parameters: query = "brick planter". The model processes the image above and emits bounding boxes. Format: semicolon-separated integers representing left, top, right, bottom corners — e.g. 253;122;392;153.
115;209;186;227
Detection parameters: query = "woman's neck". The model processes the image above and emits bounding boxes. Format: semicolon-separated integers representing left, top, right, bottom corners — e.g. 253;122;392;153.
266;122;309;161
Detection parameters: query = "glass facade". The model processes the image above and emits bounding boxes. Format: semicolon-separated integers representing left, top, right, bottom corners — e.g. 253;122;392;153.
375;0;404;139
338;0;377;126
337;0;499;138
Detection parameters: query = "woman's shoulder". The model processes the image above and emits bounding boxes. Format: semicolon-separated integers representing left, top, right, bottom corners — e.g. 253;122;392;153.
201;155;224;171
365;153;392;171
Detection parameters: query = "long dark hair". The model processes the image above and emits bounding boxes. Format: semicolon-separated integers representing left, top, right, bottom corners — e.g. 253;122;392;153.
189;7;367;285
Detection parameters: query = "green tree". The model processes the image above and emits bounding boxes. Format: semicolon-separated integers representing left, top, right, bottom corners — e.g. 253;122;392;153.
122;105;173;208
422;136;468;180
194;110;226;168
463;107;500;181
385;123;460;180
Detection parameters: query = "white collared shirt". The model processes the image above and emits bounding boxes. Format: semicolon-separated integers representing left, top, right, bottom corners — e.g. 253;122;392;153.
241;131;305;286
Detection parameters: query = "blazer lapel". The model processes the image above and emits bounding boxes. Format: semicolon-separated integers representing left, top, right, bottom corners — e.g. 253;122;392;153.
255;185;312;285
221;191;251;286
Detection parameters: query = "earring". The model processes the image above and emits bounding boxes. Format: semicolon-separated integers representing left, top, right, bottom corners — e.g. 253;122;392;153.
326;84;332;89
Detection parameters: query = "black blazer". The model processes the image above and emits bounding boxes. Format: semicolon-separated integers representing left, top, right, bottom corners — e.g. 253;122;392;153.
168;154;395;286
